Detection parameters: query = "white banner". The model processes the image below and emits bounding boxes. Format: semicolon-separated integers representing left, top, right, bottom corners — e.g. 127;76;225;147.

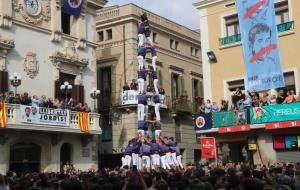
121;90;167;108
20;105;70;126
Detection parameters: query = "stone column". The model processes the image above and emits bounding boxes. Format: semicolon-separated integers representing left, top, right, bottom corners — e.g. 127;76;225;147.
0;0;13;29
51;0;62;42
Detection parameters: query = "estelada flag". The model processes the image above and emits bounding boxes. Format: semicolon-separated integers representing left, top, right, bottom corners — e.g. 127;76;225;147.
0;103;7;128
77;112;90;133
199;137;216;159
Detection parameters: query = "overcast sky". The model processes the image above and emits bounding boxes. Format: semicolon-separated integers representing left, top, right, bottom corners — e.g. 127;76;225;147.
106;0;200;30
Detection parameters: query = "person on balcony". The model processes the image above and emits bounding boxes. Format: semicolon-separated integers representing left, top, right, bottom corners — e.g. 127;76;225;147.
20;92;31;105
268;94;277;105
212;102;219;112
283;90;296;104
31;95;40;107
220;100;228;112
243;94;252;109
276;89;285;104
130;79;138;91
123;83;130;91
204;99;212;114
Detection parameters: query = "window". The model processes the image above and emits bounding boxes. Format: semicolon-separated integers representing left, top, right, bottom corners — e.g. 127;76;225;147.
224;14;239;37
171;73;179;99
170;39;180;51
170;39;174;49
192;79;203;98
190;47;194;56
283;71;295;90
195;48;199;57
98;31;104;42
152;32;158;43
275;0;289;24
175;41;179;51
61;12;70;35
106;29;112;40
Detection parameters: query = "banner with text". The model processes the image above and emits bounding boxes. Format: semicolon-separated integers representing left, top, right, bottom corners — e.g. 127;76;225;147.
236;0;285;92
122;90;167;108
250;102;300;124
20;105;70;126
200;137;217;159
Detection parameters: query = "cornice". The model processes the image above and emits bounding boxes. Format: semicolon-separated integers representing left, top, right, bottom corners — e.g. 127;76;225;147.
189;71;203;78
193;0;225;9
168;65;184;73
0;37;15;51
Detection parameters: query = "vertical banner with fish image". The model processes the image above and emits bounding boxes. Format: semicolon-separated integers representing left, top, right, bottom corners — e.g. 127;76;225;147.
236;0;285;92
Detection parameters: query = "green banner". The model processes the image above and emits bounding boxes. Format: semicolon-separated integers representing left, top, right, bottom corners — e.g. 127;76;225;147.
213;111;235;128
250;102;300;124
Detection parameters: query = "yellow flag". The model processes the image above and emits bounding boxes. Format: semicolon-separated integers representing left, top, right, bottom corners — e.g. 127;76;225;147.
77;112;90;133
0;103;7;128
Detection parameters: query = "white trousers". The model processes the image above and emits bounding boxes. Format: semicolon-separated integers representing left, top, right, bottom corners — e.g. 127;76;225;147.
121;157;126;167
161;155;171;170
137;78;144;94
132;153;138;166
177;155;183;169
137;56;144;71
147;37;153;46
137;156;142;170
154;103;160;121
171;152;179;167
138;104;145;121
125;155;132;167
144;105;148;120
151;154;160;167
166;152;174;166
138;34;144;47
153;79;159;94
152;56;157;71
141;155;151;170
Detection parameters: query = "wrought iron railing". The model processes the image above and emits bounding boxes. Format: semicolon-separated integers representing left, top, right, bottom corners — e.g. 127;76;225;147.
220;21;294;46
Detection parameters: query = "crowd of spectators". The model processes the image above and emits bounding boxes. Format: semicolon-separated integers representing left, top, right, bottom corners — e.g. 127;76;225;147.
0;91;91;112
196;88;300;113
1;162;300;190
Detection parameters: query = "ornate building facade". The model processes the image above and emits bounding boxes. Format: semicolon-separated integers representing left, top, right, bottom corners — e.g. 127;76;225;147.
0;0;106;174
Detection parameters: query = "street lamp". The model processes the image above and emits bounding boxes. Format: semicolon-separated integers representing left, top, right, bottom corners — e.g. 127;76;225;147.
9;73;22;104
60;81;72;98
90;87;100;113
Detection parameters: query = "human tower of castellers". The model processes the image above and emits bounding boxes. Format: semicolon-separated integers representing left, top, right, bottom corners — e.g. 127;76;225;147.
121;13;184;171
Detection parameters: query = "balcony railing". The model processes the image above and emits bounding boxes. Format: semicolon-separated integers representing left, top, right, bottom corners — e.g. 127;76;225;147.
170;98;193;113
5;104;101;134
220;21;294;46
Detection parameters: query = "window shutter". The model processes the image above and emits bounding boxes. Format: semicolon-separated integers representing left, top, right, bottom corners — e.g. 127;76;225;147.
158;69;162;88
72;85;84;103
192;78;195;99
171;73;174;100
199;80;204;97
180;75;184;96
0;71;8;93
54;80;61;99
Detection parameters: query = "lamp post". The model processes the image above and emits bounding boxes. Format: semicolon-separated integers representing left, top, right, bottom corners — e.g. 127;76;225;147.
90;87;100;113
60;81;72;98
9;73;22;104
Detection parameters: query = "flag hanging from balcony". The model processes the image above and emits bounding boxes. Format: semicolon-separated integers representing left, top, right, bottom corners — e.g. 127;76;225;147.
236;0;285;92
77;112;90;133
0;103;7;128
63;0;84;17
194;112;212;131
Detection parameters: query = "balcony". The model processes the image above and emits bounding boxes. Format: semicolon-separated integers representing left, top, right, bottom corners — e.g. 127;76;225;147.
170;98;193;114
220;21;294;46
5;104;101;134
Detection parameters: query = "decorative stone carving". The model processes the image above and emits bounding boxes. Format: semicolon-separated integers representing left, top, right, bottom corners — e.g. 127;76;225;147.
0;36;15;71
24;52;39;79
49;42;89;67
12;0;51;25
51;30;62;42
0;14;13;29
76;38;87;49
